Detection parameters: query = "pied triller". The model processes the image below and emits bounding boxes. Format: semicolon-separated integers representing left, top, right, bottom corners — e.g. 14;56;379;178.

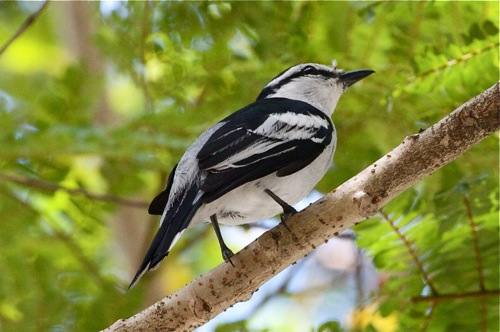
129;62;374;288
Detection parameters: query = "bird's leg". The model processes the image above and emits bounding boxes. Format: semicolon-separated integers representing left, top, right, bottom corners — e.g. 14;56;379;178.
264;189;297;230
210;214;235;266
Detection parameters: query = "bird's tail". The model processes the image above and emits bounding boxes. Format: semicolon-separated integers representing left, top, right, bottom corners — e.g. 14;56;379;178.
128;183;203;289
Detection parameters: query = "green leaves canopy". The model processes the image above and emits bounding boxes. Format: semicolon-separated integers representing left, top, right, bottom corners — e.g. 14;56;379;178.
0;1;497;331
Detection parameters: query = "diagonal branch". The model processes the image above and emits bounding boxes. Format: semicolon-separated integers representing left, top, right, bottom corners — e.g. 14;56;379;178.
0;173;148;209
463;195;488;331
463;195;486;291
420;301;436;332
103;82;499;331
379;210;438;294
411;289;500;303
0;1;50;56
405;42;499;84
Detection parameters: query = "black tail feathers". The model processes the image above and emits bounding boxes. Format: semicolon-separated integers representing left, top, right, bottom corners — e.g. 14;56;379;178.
128;183;203;290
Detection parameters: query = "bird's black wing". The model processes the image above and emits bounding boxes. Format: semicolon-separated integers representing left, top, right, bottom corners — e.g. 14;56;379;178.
197;98;334;204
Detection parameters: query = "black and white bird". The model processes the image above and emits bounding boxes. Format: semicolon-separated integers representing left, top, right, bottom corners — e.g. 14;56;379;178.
129;62;374;288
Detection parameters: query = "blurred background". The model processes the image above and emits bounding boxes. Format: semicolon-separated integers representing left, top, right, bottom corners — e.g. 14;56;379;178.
0;1;498;331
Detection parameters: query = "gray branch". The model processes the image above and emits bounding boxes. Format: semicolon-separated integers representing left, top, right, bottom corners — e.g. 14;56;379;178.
103;82;499;331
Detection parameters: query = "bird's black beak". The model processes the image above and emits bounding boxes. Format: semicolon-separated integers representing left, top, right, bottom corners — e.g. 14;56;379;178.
339;69;375;88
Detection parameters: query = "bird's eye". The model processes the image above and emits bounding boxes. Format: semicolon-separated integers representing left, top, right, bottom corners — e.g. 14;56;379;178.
303;65;319;75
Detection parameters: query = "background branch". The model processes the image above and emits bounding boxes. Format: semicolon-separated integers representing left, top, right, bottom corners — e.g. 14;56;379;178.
379;210;438;294
0;173;148;208
463;195;488;331
411;289;500;303
103;82;499;330
0;1;49;56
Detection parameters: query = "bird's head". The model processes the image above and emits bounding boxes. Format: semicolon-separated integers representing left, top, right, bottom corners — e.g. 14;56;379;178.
257;62;374;116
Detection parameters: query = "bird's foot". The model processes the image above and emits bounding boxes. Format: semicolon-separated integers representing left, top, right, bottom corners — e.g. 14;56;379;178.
280;207;297;232
210;214;236;267
221;245;235;267
264;188;297;232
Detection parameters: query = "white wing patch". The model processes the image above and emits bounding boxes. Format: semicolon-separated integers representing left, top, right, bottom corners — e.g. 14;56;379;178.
210;139;286;170
205;112;330;171
251;112;329;142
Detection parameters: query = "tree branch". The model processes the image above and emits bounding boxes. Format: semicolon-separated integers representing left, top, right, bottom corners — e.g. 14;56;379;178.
405;41;499;84
379;210;438;294
463;195;489;332
411;289;500;303
0;173;148;209
103;83;499;331
0;1;50;56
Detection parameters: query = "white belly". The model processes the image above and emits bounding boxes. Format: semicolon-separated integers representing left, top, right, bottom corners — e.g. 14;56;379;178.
193;141;335;226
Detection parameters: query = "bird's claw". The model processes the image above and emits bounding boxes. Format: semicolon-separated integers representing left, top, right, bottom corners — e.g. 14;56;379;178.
222;246;235;267
280;208;297;231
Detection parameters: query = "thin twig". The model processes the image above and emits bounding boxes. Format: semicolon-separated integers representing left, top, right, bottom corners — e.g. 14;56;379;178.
379;210;438;295
463;196;486;291
0;0;50;56
1;173;148;209
139;0;154;113
419;301;436;332
392;41;499;94
411;289;500;303
406;42;499;84
463;195;488;332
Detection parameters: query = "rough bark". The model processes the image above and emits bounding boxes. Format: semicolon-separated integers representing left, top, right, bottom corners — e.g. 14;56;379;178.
103;82;499;332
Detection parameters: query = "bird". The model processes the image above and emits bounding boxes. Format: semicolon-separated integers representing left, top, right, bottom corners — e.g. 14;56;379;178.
129;62;374;288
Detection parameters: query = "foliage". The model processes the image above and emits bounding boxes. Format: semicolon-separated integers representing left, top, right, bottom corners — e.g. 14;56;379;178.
0;1;497;331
